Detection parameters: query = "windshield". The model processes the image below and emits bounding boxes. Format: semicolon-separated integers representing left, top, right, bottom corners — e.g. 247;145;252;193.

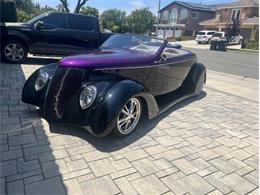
197;32;205;35
100;34;165;54
25;12;49;25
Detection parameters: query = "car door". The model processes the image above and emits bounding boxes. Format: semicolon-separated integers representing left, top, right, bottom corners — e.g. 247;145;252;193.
66;14;100;53
32;13;71;55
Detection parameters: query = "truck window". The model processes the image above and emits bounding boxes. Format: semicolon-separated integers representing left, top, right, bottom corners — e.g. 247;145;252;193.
40;13;67;29
207;32;215;35
197;32;205;35
213;33;222;37
68;15;95;31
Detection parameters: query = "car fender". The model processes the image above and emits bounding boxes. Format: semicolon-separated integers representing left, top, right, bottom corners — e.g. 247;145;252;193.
182;63;206;94
6;30;30;46
22;63;58;106
88;79;158;136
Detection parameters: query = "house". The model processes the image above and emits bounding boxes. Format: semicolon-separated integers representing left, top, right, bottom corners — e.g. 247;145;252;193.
156;1;216;38
199;0;259;40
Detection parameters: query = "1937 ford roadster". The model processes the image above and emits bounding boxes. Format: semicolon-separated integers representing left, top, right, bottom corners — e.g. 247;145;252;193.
22;34;206;137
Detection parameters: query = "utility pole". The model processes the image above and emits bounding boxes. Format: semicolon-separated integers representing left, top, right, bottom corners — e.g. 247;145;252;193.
157;0;161;37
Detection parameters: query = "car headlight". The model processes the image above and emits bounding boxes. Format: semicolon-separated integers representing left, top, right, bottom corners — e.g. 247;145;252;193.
35;72;49;91
79;85;97;109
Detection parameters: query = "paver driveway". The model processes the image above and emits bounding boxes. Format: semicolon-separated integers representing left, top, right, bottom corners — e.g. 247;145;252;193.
0;63;258;195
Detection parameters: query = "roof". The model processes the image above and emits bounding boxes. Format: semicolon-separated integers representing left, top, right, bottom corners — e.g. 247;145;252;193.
159;1;216;12
199;18;219;25
216;0;259;9
243;16;259;25
199;16;259;26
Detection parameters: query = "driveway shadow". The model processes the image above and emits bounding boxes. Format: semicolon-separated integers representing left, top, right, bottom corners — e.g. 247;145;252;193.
49;91;207;152
0;63;68;194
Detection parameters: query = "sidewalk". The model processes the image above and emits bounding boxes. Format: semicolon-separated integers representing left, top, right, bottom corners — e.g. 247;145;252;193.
206;70;258;102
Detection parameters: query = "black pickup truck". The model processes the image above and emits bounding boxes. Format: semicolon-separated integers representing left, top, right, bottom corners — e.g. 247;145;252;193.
1;11;112;63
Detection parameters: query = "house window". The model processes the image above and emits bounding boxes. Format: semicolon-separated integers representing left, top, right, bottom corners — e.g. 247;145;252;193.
161;10;169;21
230;9;240;21
169;8;178;24
180;9;188;20
192;12;199;19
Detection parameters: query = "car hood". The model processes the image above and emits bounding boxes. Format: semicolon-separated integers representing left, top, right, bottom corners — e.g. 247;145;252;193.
59;48;158;69
1;22;29;29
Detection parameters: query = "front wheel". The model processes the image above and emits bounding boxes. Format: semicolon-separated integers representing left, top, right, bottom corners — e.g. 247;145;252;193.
112;97;142;136
3;40;28;64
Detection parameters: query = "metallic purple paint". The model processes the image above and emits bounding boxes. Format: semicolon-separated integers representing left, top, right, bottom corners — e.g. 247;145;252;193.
59;49;157;68
58;40;194;69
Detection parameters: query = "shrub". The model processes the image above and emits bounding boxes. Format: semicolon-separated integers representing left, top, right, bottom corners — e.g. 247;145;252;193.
244;41;259;50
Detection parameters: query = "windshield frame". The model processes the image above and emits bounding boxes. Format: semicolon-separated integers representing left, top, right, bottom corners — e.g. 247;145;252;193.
100;34;167;55
25;12;52;25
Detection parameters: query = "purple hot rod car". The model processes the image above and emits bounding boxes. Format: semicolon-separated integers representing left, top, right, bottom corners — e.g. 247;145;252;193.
22;34;206;137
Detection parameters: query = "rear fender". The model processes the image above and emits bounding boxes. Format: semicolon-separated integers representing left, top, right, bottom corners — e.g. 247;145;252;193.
182;63;206;94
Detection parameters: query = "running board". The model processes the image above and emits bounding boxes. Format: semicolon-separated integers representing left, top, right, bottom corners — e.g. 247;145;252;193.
158;93;195;115
155;87;195;115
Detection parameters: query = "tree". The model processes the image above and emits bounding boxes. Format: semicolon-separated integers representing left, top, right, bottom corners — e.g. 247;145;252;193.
17;10;31;22
74;0;88;13
80;6;99;17
101;9;127;32
225;19;241;41
127;8;156;34
15;0;33;13
59;0;88;13
56;3;66;12
59;0;70;12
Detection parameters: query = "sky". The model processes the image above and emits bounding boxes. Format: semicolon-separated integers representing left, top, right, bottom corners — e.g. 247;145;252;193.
34;0;234;14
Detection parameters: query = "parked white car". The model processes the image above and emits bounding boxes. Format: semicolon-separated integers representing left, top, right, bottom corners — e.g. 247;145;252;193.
210;32;243;45
195;30;217;44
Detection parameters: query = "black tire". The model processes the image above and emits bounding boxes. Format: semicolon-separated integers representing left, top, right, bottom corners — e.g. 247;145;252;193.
111;97;142;137
2;40;28;64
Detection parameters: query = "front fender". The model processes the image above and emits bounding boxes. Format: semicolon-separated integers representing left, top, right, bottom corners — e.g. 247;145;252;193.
22;63;58;107
88;79;157;136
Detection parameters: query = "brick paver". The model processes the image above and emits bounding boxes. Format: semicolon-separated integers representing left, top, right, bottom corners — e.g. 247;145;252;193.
0;63;258;195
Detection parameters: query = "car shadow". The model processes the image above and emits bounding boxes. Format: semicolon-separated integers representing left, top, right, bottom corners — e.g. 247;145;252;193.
49;91;207;152
0;63;68;194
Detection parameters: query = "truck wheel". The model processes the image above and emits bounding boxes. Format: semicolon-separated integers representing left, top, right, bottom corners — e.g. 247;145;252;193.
3;40;28;64
112;97;142;137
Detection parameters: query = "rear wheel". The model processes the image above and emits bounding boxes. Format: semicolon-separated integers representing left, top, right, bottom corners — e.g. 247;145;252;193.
195;72;205;95
3;40;27;64
112;97;142;137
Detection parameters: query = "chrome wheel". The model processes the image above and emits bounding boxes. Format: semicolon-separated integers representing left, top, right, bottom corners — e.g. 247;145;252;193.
4;43;25;62
117;97;141;135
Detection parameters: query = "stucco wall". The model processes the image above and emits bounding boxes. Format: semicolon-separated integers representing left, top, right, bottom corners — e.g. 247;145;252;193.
216;7;259;23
